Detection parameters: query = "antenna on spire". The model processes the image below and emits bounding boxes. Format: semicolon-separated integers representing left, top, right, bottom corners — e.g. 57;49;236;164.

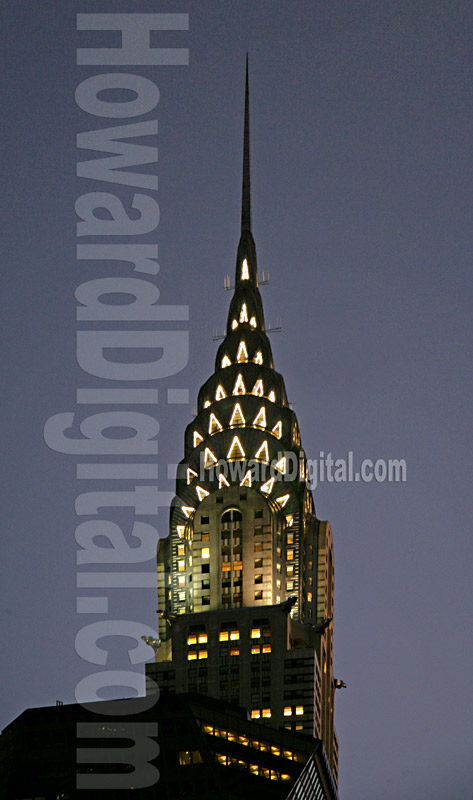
241;54;252;233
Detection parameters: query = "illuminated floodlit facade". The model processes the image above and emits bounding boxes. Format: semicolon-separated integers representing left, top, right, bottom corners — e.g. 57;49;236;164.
147;65;340;789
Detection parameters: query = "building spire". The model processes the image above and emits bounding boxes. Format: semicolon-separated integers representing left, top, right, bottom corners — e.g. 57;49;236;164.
241;55;252;232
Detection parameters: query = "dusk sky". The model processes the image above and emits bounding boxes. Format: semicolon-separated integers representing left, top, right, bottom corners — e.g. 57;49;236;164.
2;2;472;798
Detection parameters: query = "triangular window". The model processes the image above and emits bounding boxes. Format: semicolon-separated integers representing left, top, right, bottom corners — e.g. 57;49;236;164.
227;435;245;460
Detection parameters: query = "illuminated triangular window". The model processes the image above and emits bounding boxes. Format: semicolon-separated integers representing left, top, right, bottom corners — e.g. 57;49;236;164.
221;355;231;368
252;407;266;428
182;506;195;518
268;390;276;403
240;469;252;488
275;493;290;508
236;341;248;362
250;316;257;328
230;403;245;427
227;435;245;460
241;258;250;281
233;374;246;395
209;413;222;434
254;351;263;365
196;486;210;502
218;472;230;488
187;467;198;485
216;385;226;401
274;456;286;474
232;319;238;330
177;525;185;538
239;303;248;323
286;515;294;527
252;379;264;397
193;431;203;448
271;421;282;439
204;400;211;408
255;441;269;462
204;447;218;469
260;477;275;495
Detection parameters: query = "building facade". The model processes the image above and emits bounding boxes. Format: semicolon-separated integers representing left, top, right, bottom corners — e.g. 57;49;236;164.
146;65;339;786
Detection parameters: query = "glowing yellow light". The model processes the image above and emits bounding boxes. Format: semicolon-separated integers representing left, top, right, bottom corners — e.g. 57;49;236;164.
286;515;294;527
176;525;185;538
295;706;304;716
198;633;207;644
204;400;211;408
271;420;282;439
203;447;218;468
193;431;203;447
251;710;260;719
251;628;261;639
187;635;197;645
240;469;252;488
198;650;208;659
208;413;222;434
260;477;275;494
274;456;286;474
196;486;210;502
239;303;248;323
230;403;245;426
255;440;269;462
283;707;292;716
215;385;226;401
219;631;229;641
253;407;266;428
268;390;276;403
241;258;250;280
233;374;246;395
262;644;271;653
252;379;264;397
187;652;197;661
250;316;257;328
275;493;290;508
218;472;230;488
221;355;231;368
262;709;271;719
230;630;240;640
227;435;245;460
182;506;195;518
201;547;210;559
236;340;248;362
230;648;240;657
254;350;263;365
232;319;238;330
187;467;198;485
251;646;260;654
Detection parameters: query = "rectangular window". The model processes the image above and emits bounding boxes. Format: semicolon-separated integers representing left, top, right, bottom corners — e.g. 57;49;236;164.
251;709;260;719
177;544;185;556
254;542;263;552
262;645;271;653
202;564;210;573
254;558;263;568
187;652;197;661
254;510;263;519
255;590;263;600
202;547;210;559
222;563;231;572
251;628;261;639
201;515;209;524
178;560;185;572
187;635;197;645
287;549;294;560
219;631;229;642
202;532;210;541
233;561;242;570
198;650;208;660
198;633;207;644
283;706;292;716
230;648;240;657
251;646;260;655
178;575;185;586
295;705;304;715
230;630;240;640
307;592;312;603
262;708;271;718
255;574;263;584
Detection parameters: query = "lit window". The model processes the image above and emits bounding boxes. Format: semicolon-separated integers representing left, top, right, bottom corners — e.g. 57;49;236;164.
186;467;197;485
252;379;264;397
239;469;252;488
262;709;271;718
251;709;261;719
209;413;223;434
229;402;245;427
236;341;248;362
198;633;207;644
287;580;294;591
286;565;294;576
202;548;210;559
178;544;185;556
241;258;250;280
198;650;208;659
271;421;282;439
233;561;243;571
219;631;229;641
268;390;276;402
255;590;263;600
295;705;304;716
178;560;185;572
233;374;246;395
177;525;185;538
252;407;266;428
276;493;290;508
222;563;231;572
255;440;269;462
187;635;197;645
188;652;197;661
232;319;238;330
287;549;294;561
221;355;231;368
307;592;312;603
178;575;185;586
262;644;271;654
239;303;248;323
227;435;245;460
202;532;210;541
254;350;263;365
283;706;292;716
250;316;257;327
230;648;240;657
251;628;261;639
215;384;226;401
230;630;240;640
287;532;294;544
182;506;195;518
218;472;230;488
251;646;260;655
260;477;275;494
274;456;286;474
196;486;209;502
204;447;218;469
193;431;203;447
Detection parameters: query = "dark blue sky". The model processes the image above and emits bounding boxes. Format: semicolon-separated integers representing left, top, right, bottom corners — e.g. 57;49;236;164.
2;2;472;798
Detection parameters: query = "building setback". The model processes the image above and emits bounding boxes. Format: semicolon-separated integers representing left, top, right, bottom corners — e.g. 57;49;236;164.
146;62;340;788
